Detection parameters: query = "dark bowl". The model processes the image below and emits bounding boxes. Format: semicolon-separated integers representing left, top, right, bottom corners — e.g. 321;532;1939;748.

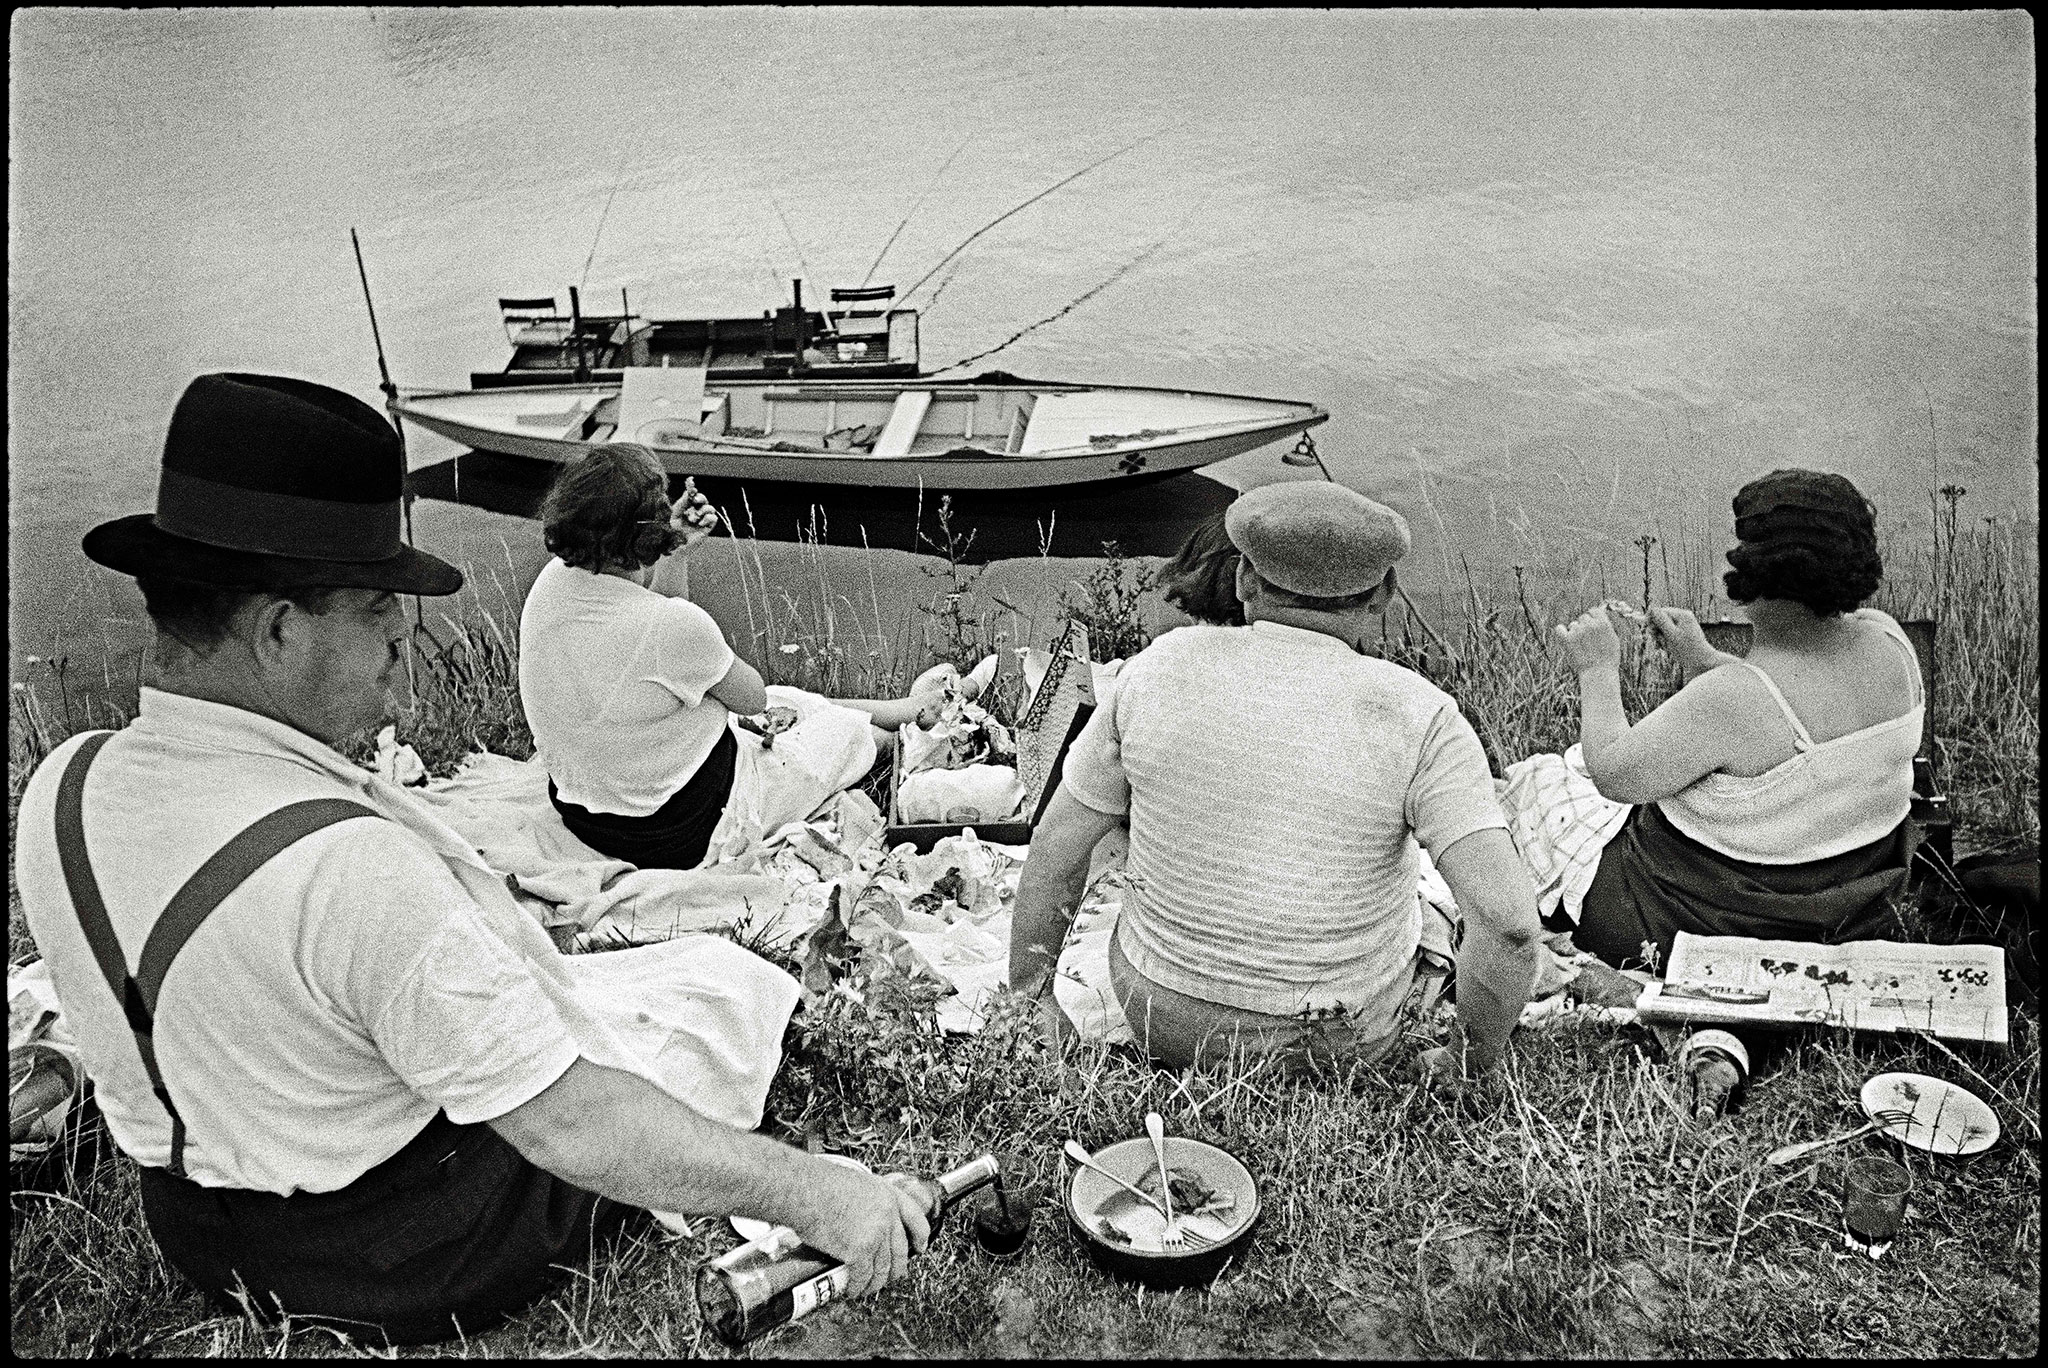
1064;1136;1260;1289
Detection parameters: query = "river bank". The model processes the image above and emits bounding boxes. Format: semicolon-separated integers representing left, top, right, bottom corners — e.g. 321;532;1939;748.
11;483;2038;848
8;494;2039;1359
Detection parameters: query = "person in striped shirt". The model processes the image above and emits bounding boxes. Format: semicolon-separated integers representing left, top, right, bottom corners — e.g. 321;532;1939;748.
1008;482;1542;1086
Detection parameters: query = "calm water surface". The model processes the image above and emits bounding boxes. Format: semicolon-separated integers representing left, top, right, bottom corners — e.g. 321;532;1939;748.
8;9;2035;695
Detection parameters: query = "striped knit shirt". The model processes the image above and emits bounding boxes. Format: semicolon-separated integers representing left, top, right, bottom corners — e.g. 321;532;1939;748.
1060;620;1506;1022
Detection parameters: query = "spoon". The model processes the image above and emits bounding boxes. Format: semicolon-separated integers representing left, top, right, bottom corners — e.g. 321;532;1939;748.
1063;1139;1171;1219
1144;1112;1181;1242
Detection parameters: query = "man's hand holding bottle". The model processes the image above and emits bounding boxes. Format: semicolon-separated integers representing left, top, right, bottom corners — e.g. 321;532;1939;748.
785;1155;931;1298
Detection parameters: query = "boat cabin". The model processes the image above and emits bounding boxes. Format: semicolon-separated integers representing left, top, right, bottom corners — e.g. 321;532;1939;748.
471;281;920;389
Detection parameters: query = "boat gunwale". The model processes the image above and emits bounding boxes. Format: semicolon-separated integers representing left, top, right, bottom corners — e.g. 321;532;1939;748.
397;377;1329;416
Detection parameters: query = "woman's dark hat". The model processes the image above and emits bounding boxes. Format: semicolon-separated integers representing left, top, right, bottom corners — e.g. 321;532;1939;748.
82;373;463;595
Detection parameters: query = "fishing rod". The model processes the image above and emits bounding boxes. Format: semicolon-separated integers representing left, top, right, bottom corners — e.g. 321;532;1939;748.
859;130;975;288
1282;431;1455;657
579;146;635;295
931;235;1168;375
919;258;970;316
895;129;1162;307
349;225;423;636
764;190;836;336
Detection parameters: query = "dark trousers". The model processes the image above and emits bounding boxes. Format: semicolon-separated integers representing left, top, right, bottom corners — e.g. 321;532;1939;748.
1574;805;1912;973
136;1111;640;1346
550;728;738;872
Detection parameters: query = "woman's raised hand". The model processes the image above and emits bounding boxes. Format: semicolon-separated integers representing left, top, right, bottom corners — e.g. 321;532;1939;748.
1645;604;1717;676
1553;606;1621;672
670;476;720;550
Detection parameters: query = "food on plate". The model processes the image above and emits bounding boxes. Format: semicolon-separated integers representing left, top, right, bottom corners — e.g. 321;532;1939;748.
1135;1165;1237;1219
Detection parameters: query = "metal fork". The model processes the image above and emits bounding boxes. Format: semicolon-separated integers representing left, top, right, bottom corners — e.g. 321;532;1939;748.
1145;1112;1185;1247
1143;1115;1232;1252
1765;1108;1917;1167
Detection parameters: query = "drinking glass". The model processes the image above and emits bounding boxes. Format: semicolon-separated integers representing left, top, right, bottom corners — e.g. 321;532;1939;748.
1841;1155;1911;1248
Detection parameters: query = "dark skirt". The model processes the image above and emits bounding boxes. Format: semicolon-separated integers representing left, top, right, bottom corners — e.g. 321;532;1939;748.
549;727;738;871
1574;803;1916;973
137;1111;640;1346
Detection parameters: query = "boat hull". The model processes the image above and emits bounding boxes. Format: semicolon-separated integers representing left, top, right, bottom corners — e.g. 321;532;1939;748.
394;382;1326;491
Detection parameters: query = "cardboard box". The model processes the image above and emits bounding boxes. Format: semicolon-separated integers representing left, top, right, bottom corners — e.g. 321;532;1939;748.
884;748;1035;853
883;623;1096;853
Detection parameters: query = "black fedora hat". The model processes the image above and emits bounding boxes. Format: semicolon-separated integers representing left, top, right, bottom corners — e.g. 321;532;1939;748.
82;373;463;596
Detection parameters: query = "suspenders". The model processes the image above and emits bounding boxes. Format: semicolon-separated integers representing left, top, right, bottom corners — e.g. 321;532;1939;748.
52;732;381;1178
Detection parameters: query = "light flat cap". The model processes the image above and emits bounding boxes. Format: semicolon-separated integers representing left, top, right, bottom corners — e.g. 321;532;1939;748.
1224;480;1411;598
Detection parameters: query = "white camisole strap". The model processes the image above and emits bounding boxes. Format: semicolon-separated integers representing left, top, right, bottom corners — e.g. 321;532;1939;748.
1866;611;1924;707
1736;659;1817;751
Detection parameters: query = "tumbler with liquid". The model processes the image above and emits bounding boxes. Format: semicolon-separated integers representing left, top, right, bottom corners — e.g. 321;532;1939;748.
1841;1155;1911;1258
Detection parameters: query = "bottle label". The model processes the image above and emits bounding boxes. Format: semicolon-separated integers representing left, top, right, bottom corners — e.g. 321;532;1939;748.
788;1264;852;1321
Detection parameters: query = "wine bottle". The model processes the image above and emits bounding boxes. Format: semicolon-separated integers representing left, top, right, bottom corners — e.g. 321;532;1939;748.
1679;1029;1750;1120
697;1154;1001;1346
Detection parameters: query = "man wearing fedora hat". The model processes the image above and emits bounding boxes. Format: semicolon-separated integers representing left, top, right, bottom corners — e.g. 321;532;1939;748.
1009;481;1543;1082
13;374;929;1343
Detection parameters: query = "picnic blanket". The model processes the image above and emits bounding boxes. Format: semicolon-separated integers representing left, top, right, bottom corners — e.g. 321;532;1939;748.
373;732;1636;1040
10;733;1639;1160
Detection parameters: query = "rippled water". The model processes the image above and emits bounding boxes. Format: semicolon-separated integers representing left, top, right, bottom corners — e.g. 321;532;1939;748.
8;9;2035;691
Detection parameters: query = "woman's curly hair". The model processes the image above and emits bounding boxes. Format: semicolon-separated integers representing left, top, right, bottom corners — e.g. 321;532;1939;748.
1159;512;1245;626
540;443;680;573
1721;469;1882;616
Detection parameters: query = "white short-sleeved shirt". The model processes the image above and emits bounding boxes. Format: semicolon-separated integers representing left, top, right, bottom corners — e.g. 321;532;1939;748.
1060;621;1507;1022
13;691;583;1195
519;557;737;817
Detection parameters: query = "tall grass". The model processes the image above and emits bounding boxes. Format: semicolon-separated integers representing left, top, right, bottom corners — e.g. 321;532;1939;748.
6;483;2036;838
1876;494;2040;846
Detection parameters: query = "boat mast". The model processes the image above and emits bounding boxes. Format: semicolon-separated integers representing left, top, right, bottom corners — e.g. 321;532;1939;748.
569;285;588;381
348;226;423;634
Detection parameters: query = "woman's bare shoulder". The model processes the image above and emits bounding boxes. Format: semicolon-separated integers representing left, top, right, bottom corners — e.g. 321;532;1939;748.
1664;658;1765;712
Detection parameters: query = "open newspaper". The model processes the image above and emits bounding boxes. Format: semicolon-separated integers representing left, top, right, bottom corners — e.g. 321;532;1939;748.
1637;932;2008;1046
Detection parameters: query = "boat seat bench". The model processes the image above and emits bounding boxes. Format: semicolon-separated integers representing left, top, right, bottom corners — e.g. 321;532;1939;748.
870;391;934;457
615;366;709;444
513;396;602;434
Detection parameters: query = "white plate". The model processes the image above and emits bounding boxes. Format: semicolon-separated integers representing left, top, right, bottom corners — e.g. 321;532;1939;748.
1860;1071;2000;1156
729;1153;872;1242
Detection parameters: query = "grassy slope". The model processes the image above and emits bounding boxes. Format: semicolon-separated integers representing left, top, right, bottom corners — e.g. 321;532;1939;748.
11;989;2039;1358
8;515;2040;1359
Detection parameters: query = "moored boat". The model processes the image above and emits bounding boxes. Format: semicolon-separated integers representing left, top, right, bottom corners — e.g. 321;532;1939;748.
393;369;1327;491
472;280;920;389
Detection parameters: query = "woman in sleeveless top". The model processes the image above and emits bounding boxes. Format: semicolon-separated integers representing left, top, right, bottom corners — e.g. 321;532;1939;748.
1553;469;1922;976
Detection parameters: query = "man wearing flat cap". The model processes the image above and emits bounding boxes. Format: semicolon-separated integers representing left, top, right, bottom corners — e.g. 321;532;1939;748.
13;374;929;1343
1010;480;1542;1080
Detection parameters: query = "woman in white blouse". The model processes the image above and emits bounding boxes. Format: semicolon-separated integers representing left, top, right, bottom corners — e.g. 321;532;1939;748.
519;444;940;871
